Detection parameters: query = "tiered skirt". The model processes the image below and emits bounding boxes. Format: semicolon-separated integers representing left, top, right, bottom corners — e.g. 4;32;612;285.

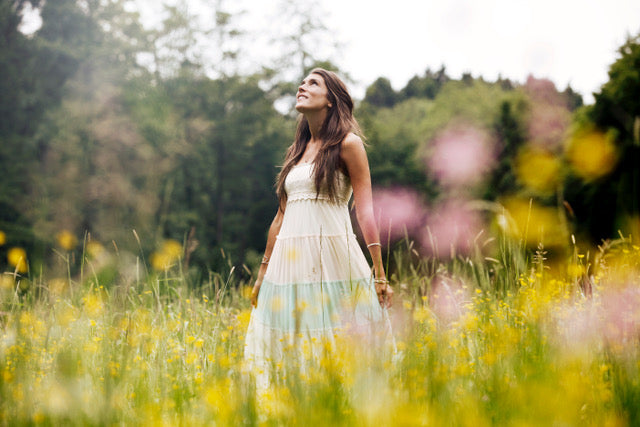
244;197;390;386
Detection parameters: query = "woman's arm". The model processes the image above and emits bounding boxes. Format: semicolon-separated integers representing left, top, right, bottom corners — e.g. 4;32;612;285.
250;206;285;308
340;133;393;307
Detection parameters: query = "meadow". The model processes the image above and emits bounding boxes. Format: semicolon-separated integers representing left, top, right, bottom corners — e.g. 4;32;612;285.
3;3;639;425
1;228;639;426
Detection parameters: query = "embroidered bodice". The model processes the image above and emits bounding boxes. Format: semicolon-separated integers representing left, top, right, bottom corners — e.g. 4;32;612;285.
285;163;352;204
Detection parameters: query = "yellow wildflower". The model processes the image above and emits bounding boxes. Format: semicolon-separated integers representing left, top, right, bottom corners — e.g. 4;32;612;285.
0;274;15;290
566;129;617;181
56;230;78;251
515;145;563;194
86;241;105;258
82;293;104;318
185;352;198;364
7;247;28;273
501;197;567;247
150;239;183;271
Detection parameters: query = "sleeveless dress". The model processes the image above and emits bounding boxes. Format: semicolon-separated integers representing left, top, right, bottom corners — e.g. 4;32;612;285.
244;162;391;386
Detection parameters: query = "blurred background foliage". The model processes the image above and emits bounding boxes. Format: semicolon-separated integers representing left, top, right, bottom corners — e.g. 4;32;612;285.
1;0;639;280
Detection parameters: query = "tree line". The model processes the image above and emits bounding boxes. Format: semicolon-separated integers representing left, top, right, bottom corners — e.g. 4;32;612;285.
1;0;639;281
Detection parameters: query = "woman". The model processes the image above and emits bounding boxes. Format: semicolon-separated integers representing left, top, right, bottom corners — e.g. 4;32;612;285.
244;68;393;385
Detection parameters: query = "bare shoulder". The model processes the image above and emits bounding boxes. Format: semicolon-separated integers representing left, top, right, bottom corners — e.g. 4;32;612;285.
340;133;366;160
340;133;370;175
341;132;364;150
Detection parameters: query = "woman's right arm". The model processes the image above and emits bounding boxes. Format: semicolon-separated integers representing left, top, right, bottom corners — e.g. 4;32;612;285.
250;206;284;308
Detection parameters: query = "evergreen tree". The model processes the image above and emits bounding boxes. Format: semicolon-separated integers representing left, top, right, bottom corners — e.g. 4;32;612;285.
363;77;398;108
0;0;76;261
565;32;640;241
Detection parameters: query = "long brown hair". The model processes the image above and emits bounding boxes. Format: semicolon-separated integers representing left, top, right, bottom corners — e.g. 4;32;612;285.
276;68;362;208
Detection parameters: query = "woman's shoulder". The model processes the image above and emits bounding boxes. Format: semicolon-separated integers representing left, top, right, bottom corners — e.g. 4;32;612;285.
339;132;368;172
340;132;365;153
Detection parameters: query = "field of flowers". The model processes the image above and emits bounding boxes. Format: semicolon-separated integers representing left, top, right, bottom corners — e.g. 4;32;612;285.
1;230;640;426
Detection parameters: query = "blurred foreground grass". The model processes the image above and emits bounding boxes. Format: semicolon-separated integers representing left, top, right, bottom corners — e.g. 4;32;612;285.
1;234;640;426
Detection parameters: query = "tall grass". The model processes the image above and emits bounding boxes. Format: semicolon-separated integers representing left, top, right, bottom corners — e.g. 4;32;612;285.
1;233;639;425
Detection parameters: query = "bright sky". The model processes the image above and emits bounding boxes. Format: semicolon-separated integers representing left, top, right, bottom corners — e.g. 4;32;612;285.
317;0;639;103
234;0;640;103
21;0;640;103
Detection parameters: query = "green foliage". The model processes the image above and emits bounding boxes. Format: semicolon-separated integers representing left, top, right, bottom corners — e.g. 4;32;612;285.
360;98;436;194
359;77;529;202
565;31;640;242
1;0;291;276
592;33;640;132
562;85;584;111
0;0;80;262
2;0;639;274
160;75;290;269
418;79;522;141
399;66;449;100
363;77;398;108
0;234;638;425
487;98;528;199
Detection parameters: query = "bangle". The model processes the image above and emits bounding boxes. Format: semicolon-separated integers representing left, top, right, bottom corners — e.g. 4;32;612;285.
374;278;388;284
261;254;269;265
367;242;381;248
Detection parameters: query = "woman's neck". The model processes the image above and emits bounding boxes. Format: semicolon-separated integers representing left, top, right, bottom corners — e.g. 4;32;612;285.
305;109;327;139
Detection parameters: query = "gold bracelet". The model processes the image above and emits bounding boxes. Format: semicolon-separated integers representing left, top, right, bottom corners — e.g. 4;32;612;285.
367;242;381;248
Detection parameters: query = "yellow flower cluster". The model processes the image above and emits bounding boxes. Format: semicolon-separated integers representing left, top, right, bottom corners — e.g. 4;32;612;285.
566;128;618;181
0;237;637;425
56;230;78;251
7;247;28;273
150;239;183;271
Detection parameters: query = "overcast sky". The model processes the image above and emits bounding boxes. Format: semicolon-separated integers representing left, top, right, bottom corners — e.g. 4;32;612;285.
23;0;640;103
253;0;640;103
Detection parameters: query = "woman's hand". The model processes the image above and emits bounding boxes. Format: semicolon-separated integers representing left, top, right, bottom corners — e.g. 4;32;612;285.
375;280;393;308
250;280;262;308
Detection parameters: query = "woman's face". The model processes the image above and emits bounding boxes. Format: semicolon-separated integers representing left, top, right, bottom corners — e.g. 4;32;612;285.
295;73;331;113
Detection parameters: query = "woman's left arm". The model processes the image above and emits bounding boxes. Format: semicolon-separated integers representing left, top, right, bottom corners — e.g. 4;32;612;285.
341;133;393;307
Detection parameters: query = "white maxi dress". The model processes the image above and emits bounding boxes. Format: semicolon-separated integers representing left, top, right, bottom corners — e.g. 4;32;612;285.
244;162;391;386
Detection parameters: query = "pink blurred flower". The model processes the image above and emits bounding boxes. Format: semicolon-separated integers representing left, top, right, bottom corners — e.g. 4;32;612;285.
373;187;426;241
527;104;570;150
555;302;599;348
428;125;495;187
524;76;566;107
429;275;470;324
600;285;640;345
421;200;483;258
524;76;571;149
553;284;640;349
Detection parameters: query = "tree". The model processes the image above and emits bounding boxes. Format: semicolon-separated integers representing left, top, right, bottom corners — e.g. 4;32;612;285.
565;31;640;242
363;77;398;108
268;0;339;82
161;75;289;269
258;0;344;113
26;0;164;249
147;2;204;80
399;66;450;101
563;85;583;111
487;99;528;199
0;0;78;264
